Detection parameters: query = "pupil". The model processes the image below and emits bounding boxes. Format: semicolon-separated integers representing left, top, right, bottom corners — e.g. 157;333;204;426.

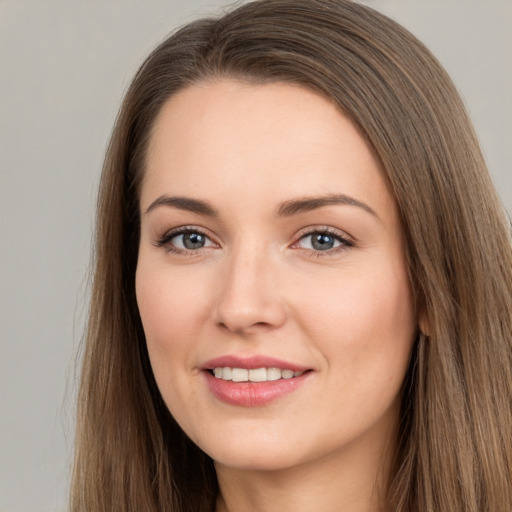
312;233;334;250
184;232;205;249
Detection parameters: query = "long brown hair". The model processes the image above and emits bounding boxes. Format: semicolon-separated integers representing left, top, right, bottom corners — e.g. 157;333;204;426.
71;1;512;510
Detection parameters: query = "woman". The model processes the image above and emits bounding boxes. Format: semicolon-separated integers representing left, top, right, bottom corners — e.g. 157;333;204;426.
71;1;512;510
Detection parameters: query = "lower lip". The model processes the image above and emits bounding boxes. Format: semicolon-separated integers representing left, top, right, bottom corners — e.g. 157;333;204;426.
203;371;311;407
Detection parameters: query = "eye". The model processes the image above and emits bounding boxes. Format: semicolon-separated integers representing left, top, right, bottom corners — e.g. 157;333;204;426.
296;229;352;252
173;231;213;250
155;228;217;252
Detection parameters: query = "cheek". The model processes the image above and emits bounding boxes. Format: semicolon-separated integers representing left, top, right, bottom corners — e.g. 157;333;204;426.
135;263;208;367
135;262;214;426
295;261;415;379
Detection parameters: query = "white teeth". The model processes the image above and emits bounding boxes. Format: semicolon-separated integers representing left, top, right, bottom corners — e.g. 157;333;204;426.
212;366;305;382
231;368;249;382
248;368;267;382
267;367;282;381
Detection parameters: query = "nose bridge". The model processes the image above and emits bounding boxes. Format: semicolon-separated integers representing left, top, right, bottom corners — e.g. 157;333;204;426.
214;236;286;332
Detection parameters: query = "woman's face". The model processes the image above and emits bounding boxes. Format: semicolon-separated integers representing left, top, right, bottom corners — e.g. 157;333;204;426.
136;80;416;473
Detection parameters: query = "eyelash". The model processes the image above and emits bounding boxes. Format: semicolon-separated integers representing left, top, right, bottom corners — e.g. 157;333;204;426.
154;226;215;255
294;227;354;256
154;226;354;256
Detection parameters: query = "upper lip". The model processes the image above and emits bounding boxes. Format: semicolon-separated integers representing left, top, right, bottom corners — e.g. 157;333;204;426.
201;355;310;372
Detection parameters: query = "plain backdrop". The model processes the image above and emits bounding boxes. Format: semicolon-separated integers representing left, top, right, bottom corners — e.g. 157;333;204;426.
1;1;510;511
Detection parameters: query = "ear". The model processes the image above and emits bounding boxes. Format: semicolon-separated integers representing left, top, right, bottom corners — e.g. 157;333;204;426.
418;310;431;337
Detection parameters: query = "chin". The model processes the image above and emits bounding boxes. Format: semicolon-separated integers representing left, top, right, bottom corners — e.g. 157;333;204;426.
211;448;304;472
194;431;309;472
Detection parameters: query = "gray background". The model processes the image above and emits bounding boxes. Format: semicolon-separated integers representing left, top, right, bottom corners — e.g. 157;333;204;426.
1;1;510;511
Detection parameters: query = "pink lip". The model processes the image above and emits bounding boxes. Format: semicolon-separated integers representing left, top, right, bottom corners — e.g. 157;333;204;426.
200;355;312;407
201;355;309;372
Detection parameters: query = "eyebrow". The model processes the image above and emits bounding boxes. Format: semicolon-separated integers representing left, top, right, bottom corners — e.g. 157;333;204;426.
144;193;380;221
276;194;380;221
145;195;217;216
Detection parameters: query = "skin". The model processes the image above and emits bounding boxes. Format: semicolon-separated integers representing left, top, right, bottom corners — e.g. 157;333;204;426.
136;79;417;512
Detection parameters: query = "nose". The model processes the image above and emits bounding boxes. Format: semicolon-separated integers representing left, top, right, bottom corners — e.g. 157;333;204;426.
213;246;287;334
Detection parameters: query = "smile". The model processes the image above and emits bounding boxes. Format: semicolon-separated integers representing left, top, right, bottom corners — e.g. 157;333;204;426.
212;367;305;382
201;356;312;406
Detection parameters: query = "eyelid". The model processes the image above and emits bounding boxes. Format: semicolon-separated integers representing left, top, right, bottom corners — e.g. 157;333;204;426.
293;225;354;243
291;226;355;254
154;225;219;253
153;224;354;256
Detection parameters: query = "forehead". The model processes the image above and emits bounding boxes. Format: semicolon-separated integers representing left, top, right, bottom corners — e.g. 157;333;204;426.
142;79;394;219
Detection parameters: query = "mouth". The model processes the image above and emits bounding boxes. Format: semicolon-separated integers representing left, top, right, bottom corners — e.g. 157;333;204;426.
201;356;313;406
